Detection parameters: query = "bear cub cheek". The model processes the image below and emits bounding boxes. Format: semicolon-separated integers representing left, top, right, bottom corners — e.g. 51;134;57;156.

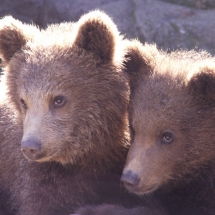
121;131;177;195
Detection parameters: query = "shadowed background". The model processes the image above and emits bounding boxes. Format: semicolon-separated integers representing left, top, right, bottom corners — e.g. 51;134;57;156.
0;0;215;54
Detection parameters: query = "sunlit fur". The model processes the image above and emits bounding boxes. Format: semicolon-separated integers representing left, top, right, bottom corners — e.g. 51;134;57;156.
0;11;141;215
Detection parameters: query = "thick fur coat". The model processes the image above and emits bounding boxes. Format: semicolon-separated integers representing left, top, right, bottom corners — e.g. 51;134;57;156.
0;11;141;215
76;40;215;215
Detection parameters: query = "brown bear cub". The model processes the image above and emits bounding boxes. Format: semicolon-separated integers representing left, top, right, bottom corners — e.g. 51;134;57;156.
0;11;141;215
75;41;215;215
122;41;215;215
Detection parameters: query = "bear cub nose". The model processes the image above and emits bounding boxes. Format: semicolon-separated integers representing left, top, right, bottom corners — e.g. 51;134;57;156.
121;171;140;187
21;140;43;160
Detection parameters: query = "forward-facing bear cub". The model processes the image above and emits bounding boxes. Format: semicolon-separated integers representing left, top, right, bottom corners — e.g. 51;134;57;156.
0;11;141;215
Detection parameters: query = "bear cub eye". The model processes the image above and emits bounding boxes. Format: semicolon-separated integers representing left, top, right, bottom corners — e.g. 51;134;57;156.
161;132;173;144
53;96;66;108
20;99;27;109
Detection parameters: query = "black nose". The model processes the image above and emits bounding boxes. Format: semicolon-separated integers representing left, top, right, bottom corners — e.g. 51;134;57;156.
121;171;140;187
21;140;43;161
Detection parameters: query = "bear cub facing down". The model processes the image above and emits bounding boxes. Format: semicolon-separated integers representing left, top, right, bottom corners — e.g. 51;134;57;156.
121;41;215;215
76;41;215;215
0;11;141;215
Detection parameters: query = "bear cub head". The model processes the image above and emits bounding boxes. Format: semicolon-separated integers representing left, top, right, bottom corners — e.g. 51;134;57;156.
121;40;215;195
0;11;128;167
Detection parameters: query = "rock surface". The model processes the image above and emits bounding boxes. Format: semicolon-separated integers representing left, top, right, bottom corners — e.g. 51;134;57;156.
0;0;215;54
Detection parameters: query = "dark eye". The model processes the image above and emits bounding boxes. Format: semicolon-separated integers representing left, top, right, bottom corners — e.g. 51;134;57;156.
53;96;66;108
20;99;27;109
161;132;173;144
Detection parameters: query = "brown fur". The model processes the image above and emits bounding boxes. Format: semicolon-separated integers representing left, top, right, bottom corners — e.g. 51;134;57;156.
0;11;141;215
123;40;215;215
75;41;215;215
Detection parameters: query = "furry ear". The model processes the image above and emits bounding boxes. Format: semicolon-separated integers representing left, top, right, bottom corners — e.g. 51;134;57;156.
124;40;148;75
188;68;215;100
0;16;37;63
73;10;121;64
123;40;154;87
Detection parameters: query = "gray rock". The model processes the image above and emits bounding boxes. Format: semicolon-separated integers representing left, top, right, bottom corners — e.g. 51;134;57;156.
160;0;215;9
0;0;215;54
134;0;215;54
0;0;45;26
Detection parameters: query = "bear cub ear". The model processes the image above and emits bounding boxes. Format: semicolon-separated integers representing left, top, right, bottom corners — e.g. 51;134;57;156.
124;40;147;75
188;68;215;100
73;10;121;64
0;16;37;63
123;40;153;82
